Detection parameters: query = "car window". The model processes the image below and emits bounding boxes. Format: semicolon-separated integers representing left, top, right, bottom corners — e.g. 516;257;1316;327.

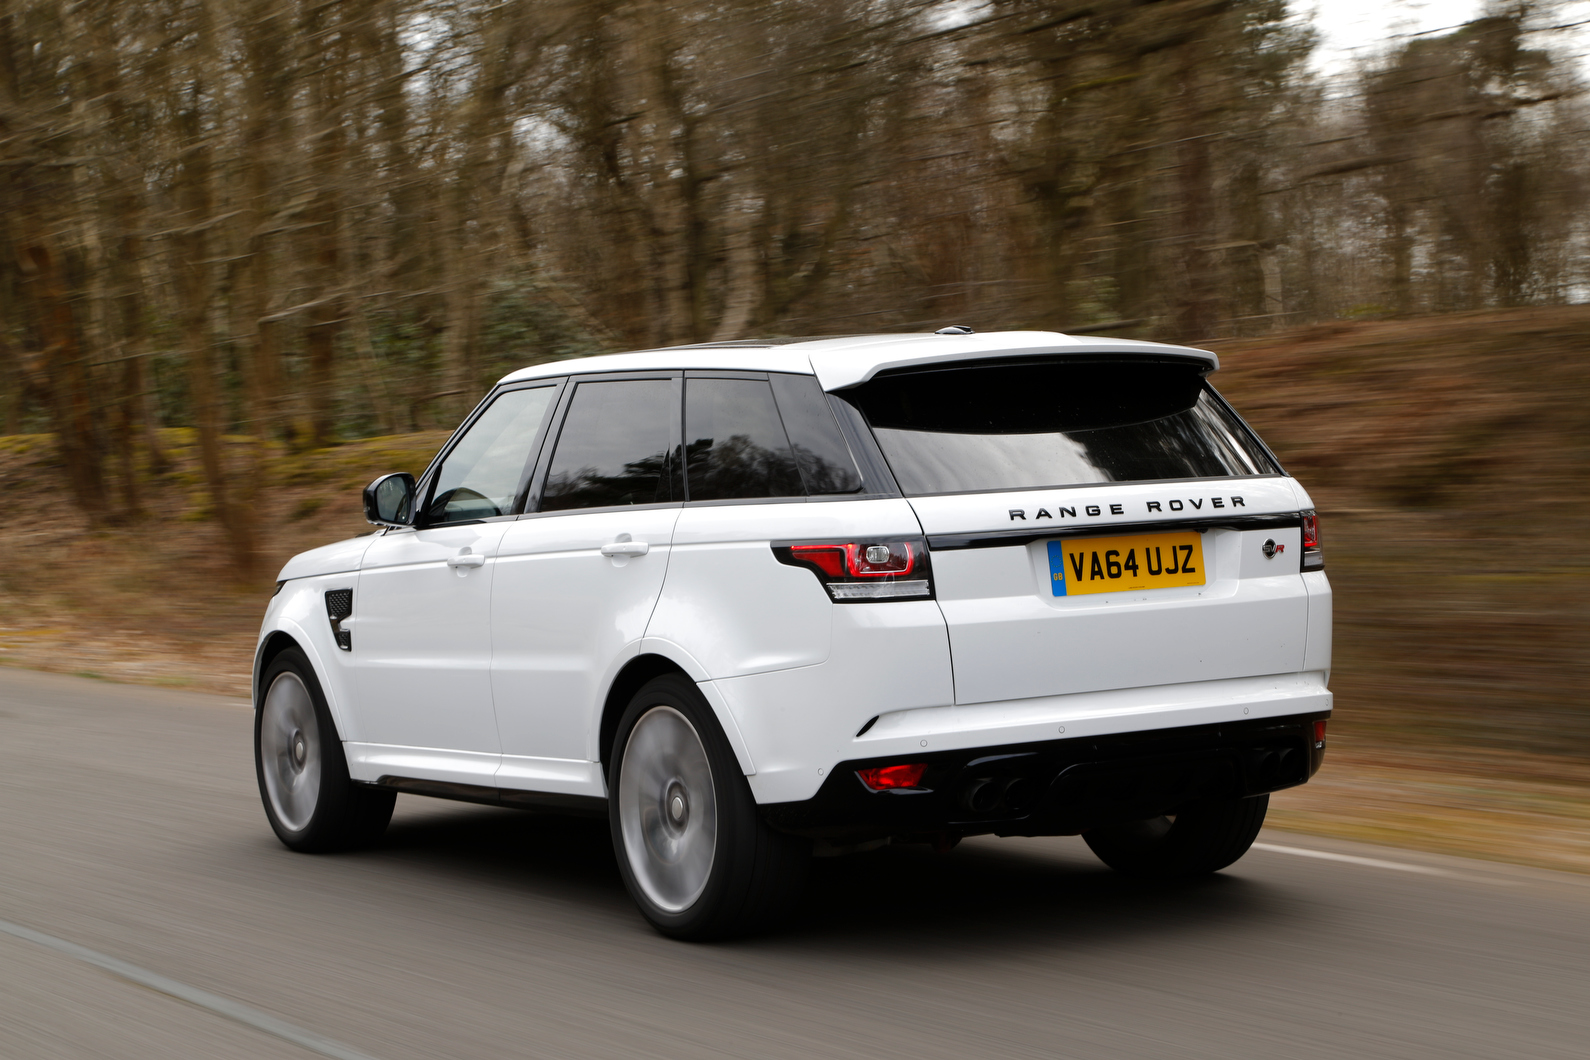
768;373;863;495
541;379;678;511
684;378;804;502
841;359;1281;495
425;386;558;525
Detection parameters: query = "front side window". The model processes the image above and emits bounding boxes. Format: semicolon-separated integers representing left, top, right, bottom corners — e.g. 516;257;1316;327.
541;379;678;511
841;358;1280;496
684;378;803;501
426;386;558;524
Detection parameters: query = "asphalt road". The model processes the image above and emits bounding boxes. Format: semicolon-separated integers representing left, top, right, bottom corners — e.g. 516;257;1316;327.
2;668;1587;1060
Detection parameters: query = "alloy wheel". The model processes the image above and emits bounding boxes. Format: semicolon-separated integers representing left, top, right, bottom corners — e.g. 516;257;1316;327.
259;671;322;832
617;706;718;912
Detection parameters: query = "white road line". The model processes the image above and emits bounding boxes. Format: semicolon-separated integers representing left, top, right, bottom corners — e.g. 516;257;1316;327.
1253;842;1453;876
0;917;382;1060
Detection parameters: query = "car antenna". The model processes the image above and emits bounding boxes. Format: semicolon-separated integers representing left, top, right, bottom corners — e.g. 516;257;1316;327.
933;325;975;335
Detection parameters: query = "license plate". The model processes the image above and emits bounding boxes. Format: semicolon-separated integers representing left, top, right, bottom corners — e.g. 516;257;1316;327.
1046;532;1206;597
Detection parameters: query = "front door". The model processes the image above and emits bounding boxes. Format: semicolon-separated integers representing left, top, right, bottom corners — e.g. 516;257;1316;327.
491;375;682;795
349;383;560;786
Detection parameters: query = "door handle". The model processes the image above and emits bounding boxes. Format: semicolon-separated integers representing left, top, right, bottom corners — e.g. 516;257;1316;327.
600;541;650;557
446;553;487;568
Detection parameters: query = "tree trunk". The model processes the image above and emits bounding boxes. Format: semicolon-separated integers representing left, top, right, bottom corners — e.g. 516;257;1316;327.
1173;52;1217;341
21;240;108;523
303;0;348;449
238;0;291;449
173;66;256;578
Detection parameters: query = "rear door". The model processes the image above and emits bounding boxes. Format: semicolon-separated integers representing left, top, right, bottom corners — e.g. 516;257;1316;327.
833;356;1311;705
490;373;683;792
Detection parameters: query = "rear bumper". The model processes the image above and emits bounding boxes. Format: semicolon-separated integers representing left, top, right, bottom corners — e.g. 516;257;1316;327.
759;711;1329;841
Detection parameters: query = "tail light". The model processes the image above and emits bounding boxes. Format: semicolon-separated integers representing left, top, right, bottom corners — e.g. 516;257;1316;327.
1301;510;1324;571
1313;719;1327;749
856;763;929;791
773;537;933;601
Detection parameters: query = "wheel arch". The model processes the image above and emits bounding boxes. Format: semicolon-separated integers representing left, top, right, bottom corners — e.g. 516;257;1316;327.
254;630;304;708
252;617;357;743
598;652;756;782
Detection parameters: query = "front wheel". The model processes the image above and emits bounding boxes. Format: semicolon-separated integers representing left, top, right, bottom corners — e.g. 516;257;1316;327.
609;674;809;940
1083;794;1268;878
255;647;395;853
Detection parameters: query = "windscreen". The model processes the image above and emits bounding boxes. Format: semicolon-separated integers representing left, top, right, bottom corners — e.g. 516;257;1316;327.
841;358;1280;496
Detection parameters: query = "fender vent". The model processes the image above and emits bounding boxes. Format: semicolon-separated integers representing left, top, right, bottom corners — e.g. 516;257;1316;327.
325;589;353;651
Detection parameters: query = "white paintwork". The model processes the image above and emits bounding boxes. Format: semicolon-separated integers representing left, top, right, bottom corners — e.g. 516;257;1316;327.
1303;570;1334;675
498;347;821;384
1290;479;1335;677
645;498;923;682
915;478;1310;705
343;744;500;787
801;333;1217;390
489;507;682;768
495;754;603;796
260;330;1331;818
856;671;1332;757
715;600;955;804
494;330;1217;393
349;523;508;781
720;669;1329;806
274;534;375;582
257;583;359;742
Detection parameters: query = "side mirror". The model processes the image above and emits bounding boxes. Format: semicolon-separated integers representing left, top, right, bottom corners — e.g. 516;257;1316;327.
363;473;416;527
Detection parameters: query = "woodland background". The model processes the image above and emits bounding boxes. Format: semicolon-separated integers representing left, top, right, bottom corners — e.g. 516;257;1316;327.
3;1;1590;866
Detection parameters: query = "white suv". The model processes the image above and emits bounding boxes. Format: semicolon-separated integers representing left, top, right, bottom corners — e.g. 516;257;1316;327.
254;330;1331;938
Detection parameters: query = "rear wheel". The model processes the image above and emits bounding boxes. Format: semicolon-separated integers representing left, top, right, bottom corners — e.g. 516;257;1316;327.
609;674;809;940
255;647;395;852
1084;794;1268;877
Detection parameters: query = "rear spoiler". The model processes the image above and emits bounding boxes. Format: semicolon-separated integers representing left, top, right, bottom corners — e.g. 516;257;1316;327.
806;334;1219;391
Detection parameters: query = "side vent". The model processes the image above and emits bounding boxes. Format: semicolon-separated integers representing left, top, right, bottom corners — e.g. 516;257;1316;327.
325;589;353;651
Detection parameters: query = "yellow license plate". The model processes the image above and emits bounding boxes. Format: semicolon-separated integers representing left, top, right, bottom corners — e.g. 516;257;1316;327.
1047;532;1206;597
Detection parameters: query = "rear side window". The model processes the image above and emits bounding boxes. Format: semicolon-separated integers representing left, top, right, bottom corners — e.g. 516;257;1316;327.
541;379;678;510
684;379;804;501
768;373;863;495
841;358;1280;496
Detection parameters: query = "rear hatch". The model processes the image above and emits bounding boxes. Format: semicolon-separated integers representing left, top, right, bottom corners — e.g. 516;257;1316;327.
834;355;1311;705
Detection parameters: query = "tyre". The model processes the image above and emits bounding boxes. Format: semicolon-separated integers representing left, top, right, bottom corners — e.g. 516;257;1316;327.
255;647;395;853
1083;794;1268;878
609;674;809;940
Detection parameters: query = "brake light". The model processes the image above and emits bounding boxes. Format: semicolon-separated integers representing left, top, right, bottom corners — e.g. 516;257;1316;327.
775;538;933;601
788;544;846;577
856;762;929;791
1313;719;1327;748
791;541;915;577
1301;510;1324;571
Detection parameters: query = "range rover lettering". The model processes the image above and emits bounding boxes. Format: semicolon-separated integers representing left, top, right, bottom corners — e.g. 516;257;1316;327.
254;329;1332;939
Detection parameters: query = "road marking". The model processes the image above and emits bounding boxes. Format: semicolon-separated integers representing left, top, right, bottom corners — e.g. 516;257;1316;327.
1253;842;1453;876
0;917;382;1060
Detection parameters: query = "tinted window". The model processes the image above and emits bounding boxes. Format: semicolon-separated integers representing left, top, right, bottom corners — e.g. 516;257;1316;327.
684;379;803;502
768;373;863;494
843;359;1280;495
541;379;678;511
426;386;557;524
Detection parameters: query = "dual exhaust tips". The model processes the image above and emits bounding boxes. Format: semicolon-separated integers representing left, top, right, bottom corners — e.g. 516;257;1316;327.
961;775;1035;815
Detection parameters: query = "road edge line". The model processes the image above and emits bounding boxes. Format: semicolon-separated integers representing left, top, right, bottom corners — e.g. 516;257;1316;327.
0;917;382;1060
1252;842;1453;876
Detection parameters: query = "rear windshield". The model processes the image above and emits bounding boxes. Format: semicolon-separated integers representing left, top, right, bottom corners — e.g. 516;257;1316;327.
840;358;1280;496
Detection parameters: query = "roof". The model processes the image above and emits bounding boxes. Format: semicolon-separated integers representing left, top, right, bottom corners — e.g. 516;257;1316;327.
496;330;1219;392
